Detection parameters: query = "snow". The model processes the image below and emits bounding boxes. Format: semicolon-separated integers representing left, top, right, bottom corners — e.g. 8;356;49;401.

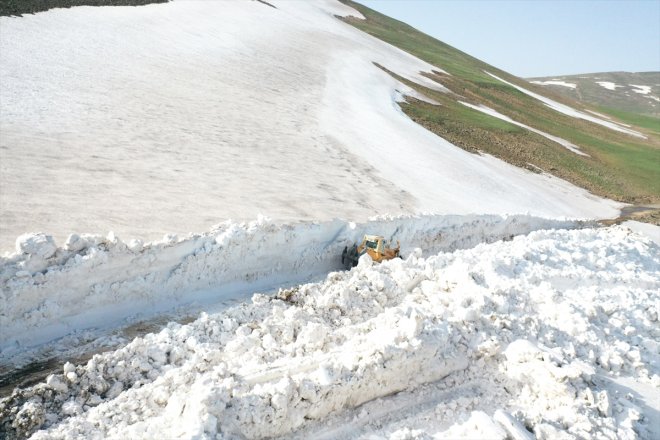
2;225;657;439
459;101;589;156
0;0;624;251
586;109;613;120
597;81;622;91
1;2;657;438
530;80;577;89
0;213;585;359
485;72;646;139
630;84;651;95
623;220;660;245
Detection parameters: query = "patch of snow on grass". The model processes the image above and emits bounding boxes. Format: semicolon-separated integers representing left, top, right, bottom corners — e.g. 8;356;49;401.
485;72;646;139
596;81;622;91
459;101;589;156
530;80;577;89
630;84;651;95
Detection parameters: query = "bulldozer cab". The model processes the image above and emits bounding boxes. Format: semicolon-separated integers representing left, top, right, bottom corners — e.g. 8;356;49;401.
342;234;400;269
362;235;382;252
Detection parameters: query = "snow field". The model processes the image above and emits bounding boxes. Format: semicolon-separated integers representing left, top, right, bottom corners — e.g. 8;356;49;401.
0;214;583;359
2;225;658;439
0;0;625;249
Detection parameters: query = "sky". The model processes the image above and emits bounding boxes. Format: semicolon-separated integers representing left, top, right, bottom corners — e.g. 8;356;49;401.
359;0;660;78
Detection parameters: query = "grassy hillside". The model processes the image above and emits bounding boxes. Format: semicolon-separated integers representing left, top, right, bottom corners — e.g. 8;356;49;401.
341;1;660;209
0;0;167;16
529;72;660;118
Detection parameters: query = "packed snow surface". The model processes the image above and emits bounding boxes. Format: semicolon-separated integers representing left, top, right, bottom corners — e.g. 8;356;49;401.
530;80;577;89
2;225;658;439
486;72;646;139
0;0;625;250
459;102;588;156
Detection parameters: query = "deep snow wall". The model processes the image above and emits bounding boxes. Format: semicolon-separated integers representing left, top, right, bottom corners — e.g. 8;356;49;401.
1;214;586;357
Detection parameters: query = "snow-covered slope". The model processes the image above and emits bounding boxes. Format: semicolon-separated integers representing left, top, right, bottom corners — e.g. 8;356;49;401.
0;0;623;251
2;225;658;439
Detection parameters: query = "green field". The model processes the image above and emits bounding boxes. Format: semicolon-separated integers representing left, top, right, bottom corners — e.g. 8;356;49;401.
341;1;660;207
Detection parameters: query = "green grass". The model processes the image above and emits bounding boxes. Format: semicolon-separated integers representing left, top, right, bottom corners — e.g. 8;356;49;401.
593;106;660;135
0;0;167;16
341;0;660;205
341;2;503;84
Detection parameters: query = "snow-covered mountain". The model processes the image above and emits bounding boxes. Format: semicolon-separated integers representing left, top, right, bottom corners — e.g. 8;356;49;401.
0;0;637;252
1;1;659;439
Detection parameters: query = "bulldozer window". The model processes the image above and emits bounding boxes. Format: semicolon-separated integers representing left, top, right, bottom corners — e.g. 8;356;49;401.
365;240;378;249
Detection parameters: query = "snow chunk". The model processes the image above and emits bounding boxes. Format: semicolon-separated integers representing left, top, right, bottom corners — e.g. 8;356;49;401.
15;233;57;259
503;339;543;363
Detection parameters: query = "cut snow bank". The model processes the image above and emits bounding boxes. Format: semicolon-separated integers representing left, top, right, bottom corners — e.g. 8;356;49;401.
2;225;658;439
486;72;646;139
0;214;585;358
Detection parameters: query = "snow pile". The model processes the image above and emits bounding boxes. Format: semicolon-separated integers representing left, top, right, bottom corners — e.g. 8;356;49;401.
596;81;622;91
485;72;645;138
1;225;658;439
459;101;588;156
0;214;584;359
530;80;577;89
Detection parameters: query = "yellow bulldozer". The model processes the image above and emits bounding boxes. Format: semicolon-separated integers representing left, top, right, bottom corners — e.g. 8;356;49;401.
342;234;400;269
